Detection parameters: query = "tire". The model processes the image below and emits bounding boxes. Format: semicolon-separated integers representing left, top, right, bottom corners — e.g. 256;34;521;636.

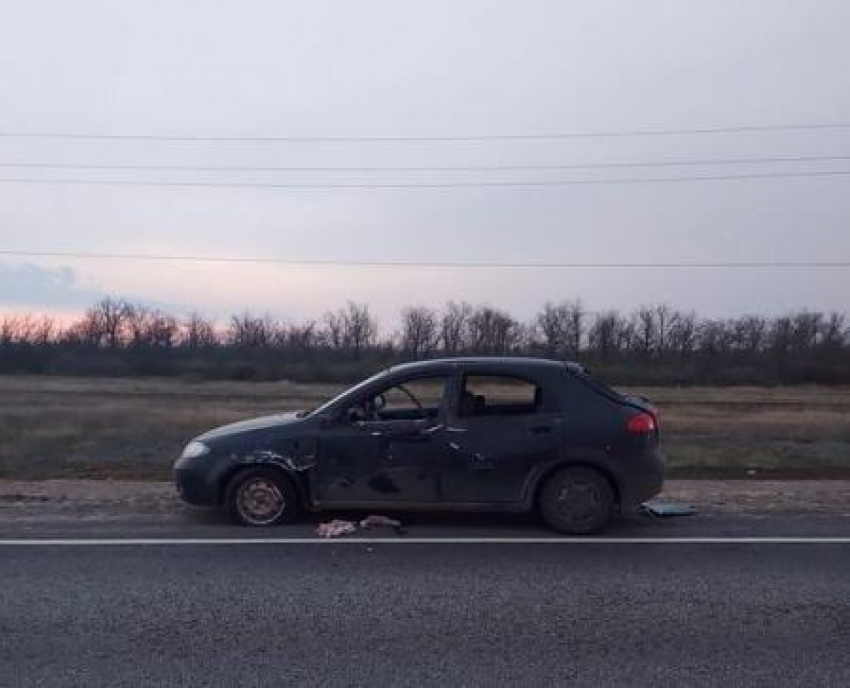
538;466;615;534
225;467;298;527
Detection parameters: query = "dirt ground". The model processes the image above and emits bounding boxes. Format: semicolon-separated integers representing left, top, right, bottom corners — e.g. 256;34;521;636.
1;479;848;521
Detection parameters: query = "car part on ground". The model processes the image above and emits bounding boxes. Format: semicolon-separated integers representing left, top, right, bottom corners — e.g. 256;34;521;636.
316;519;358;538
315;514;406;538
642;502;697;517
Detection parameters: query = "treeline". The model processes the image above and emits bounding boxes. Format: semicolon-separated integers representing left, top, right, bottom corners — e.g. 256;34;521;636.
0;297;848;384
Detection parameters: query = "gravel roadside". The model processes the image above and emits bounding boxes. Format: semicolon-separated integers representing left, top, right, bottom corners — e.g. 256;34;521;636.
0;478;848;521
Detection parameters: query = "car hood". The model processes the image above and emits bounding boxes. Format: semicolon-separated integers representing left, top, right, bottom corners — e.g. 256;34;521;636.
196;411;307;442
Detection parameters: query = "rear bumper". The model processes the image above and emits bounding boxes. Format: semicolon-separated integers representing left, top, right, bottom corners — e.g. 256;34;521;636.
618;448;666;509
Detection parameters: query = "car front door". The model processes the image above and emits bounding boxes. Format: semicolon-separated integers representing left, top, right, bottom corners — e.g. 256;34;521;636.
438;372;564;504
310;375;452;506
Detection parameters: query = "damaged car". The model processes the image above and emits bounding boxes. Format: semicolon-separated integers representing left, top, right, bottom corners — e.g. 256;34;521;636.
174;358;665;533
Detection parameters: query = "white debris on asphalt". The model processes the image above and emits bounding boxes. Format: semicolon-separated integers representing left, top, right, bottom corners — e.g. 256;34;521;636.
316;520;358;538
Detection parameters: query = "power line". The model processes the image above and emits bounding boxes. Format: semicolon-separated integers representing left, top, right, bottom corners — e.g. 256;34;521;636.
0;250;846;269
1;153;849;173
1;169;850;190
1;122;850;142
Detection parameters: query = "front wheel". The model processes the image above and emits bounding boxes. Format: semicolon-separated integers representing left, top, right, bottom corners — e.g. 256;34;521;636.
538;466;615;534
225;468;298;527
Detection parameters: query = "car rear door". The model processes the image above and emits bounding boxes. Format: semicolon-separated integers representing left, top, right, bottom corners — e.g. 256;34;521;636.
438;371;564;504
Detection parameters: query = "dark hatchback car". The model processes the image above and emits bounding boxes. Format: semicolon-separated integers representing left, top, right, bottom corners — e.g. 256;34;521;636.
174;357;664;533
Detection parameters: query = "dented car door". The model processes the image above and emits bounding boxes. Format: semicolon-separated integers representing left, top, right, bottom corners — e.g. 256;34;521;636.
310;375;450;506
438;372;564;504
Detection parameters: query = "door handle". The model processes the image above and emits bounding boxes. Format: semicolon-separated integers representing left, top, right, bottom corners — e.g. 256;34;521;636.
529;425;553;434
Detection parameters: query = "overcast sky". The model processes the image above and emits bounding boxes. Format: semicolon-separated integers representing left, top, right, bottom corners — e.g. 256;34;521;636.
0;0;848;326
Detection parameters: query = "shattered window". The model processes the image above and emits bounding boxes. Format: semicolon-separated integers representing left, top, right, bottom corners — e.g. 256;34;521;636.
459;375;541;417
382;377;447;415
350;375;448;422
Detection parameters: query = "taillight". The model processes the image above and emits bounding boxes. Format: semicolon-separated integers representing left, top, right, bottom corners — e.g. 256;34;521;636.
626;412;656;433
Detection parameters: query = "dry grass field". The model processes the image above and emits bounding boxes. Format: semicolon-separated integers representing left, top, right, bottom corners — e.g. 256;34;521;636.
0;375;848;480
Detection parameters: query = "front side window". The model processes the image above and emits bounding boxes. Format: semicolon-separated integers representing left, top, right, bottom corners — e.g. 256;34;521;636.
346;375;448;423
458;374;542;418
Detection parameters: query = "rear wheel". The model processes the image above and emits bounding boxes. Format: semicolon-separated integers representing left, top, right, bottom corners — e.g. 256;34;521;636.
225;468;298;527
538;466;615;534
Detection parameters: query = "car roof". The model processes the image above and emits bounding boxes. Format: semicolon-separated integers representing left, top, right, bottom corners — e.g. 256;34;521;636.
386;357;576;376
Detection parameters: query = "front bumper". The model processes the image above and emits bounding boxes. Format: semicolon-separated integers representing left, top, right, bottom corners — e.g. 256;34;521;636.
173;455;224;506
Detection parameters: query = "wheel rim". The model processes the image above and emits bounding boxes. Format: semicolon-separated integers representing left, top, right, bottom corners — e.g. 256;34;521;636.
555;478;603;525
236;478;285;525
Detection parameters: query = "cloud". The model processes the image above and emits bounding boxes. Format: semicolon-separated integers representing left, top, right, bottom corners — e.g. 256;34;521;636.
0;263;105;310
0;262;183;314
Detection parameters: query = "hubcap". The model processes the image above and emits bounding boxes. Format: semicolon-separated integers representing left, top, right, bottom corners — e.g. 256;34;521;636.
556;479;601;524
237;478;284;525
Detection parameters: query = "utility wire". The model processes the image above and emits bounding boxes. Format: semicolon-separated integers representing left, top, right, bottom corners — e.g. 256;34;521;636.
0;169;849;189
1;154;849;173
1;122;850;142
0;250;846;269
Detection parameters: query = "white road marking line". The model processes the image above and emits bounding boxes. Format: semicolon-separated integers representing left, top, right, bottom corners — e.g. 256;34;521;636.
1;537;850;546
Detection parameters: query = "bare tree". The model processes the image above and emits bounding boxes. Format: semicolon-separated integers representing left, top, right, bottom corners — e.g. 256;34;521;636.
124;303;153;347
322;302;378;358
698;318;734;358
767;316;794;365
183;313;218;349
535;302;573;357
228;312;278;348
732;315;767;355
653;304;673;354
588;311;629;361
668;310;697;361
284;321;318;350
3;295;849;384
631;306;656;356
70;297;130;348
440;301;473;354
820;312;847;351
341;301;378;358
790;311;823;353
93;297;130;348
321;310;345;350
147;312;180;348
467;305;520;355
0;315;33;345
400;306;439;358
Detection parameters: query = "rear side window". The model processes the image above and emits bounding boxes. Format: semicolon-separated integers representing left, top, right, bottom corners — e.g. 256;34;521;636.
459;375;542;417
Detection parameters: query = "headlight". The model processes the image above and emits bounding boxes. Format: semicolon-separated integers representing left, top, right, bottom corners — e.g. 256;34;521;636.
181;441;211;459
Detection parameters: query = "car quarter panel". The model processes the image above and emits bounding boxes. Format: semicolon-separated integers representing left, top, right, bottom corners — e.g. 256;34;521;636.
518;373;664;509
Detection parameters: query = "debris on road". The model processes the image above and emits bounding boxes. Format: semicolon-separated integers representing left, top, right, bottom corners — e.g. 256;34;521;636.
316;520;358;538
360;514;407;535
315;515;407;538
642;502;697;518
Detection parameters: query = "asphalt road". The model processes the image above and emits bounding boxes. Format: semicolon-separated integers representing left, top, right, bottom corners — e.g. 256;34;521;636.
2;525;850;687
